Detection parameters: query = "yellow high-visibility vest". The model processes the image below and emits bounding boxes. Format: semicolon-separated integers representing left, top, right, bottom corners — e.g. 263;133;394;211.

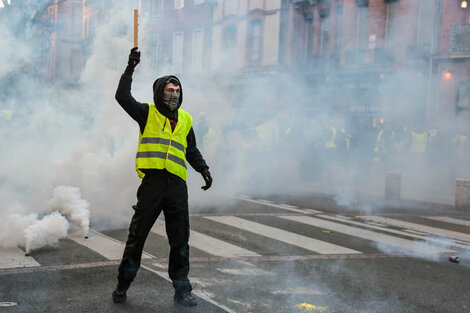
453;135;468;157
135;104;192;181
411;132;427;154
202;126;216;146
325;127;337;149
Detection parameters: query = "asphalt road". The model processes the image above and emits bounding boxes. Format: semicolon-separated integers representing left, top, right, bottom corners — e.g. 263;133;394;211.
1;194;469;313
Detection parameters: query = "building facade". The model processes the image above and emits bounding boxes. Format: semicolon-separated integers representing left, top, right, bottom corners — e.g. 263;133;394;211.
431;0;470;126
3;0;470;126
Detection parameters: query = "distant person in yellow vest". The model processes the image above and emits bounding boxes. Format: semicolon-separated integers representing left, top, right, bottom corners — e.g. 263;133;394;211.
113;48;212;307
374;124;395;161
410;127;428;154
1;110;13;120
452;128;470;175
256;119;278;151
453;132;468;159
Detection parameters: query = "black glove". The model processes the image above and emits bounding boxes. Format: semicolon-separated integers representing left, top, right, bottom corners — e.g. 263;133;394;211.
201;168;212;191
128;47;140;68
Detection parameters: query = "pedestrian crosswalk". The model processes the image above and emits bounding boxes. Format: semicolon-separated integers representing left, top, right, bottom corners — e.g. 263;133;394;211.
151;219;261;257
2;198;470;270
281;215;454;254
205;216;361;255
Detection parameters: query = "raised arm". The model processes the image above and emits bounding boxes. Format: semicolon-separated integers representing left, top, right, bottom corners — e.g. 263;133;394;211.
115;48;148;133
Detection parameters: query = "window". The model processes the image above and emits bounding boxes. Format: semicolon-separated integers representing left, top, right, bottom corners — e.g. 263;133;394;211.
417;0;433;51
356;6;369;49
336;5;343;52
191;28;204;73
223;24;236;49
458;81;470;111
72;3;82;35
248;19;262;66
141;0;162;17
385;0;400;48
175;0;184;9
172;32;184;73
223;24;237;70
320;9;330;55
148;33;161;70
304;13;313;58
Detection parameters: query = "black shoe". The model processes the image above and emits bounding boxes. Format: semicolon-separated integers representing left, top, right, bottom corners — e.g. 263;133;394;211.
112;282;129;304
174;291;197;307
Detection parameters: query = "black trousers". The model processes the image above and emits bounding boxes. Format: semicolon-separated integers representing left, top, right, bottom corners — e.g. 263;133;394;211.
117;173;191;292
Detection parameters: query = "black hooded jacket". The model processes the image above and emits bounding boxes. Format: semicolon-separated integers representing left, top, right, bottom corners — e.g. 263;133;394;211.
115;65;209;177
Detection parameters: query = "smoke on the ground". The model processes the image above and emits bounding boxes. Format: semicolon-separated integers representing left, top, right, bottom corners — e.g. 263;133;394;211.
0;185;90;253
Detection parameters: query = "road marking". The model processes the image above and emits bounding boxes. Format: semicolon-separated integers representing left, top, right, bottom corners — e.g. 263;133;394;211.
0;247;40;269
70;226;237;313
142;264;237;313
422;216;470;227
281;215;455;254
152;220;260;257
237;196;321;214
0;302;17;307
205;216;361;255
68;229;153;260
318;215;469;250
0;254;412;275
359;216;470;243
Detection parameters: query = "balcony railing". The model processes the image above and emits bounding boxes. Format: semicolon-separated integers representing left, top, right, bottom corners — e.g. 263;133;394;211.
450;24;470;53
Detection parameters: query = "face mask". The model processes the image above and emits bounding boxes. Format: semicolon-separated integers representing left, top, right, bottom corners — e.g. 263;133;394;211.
163;92;179;111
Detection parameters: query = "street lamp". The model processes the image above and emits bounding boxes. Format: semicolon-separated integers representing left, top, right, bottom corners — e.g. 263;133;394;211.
442;69;453;80
462;0;468;9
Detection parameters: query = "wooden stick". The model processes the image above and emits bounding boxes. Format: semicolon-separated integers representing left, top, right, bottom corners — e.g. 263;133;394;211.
134;9;138;48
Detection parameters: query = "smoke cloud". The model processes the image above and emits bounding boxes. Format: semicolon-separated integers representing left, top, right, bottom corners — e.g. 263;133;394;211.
49;185;90;237
0;1;467;233
0;185;90;253
24;211;69;254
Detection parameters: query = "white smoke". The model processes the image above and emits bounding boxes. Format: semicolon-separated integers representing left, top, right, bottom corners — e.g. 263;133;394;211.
24;211;69;254
49;185;90;237
0;185;90;254
0;211;37;248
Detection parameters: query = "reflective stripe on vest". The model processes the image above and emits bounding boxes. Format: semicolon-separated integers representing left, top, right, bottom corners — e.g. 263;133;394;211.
135;104;192;181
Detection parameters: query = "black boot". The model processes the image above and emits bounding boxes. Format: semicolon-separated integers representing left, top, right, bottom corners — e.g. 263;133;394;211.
174;290;197;307
112;281;129;304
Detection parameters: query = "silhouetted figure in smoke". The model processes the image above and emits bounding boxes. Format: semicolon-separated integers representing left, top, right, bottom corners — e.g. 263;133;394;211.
453;125;470;177
373;123;398;171
112;48;212;307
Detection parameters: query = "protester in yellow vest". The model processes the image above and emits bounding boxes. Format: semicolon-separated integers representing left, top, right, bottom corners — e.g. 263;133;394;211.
410;129;427;154
453;134;468;158
113;48;212;307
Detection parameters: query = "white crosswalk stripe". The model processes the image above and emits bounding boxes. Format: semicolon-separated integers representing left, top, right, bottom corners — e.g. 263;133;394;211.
422;216;470;227
4;209;470;270
151;219;260;257
205;216;362;255
0;247;40;269
281;215;456;254
237;196;319;214
68;228;154;260
359;216;470;244
318;214;470;250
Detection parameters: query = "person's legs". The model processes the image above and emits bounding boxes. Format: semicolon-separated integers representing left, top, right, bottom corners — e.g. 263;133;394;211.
163;178;196;306
114;174;165;303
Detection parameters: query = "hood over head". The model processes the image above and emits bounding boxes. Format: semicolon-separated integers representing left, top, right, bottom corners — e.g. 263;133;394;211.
152;75;183;121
